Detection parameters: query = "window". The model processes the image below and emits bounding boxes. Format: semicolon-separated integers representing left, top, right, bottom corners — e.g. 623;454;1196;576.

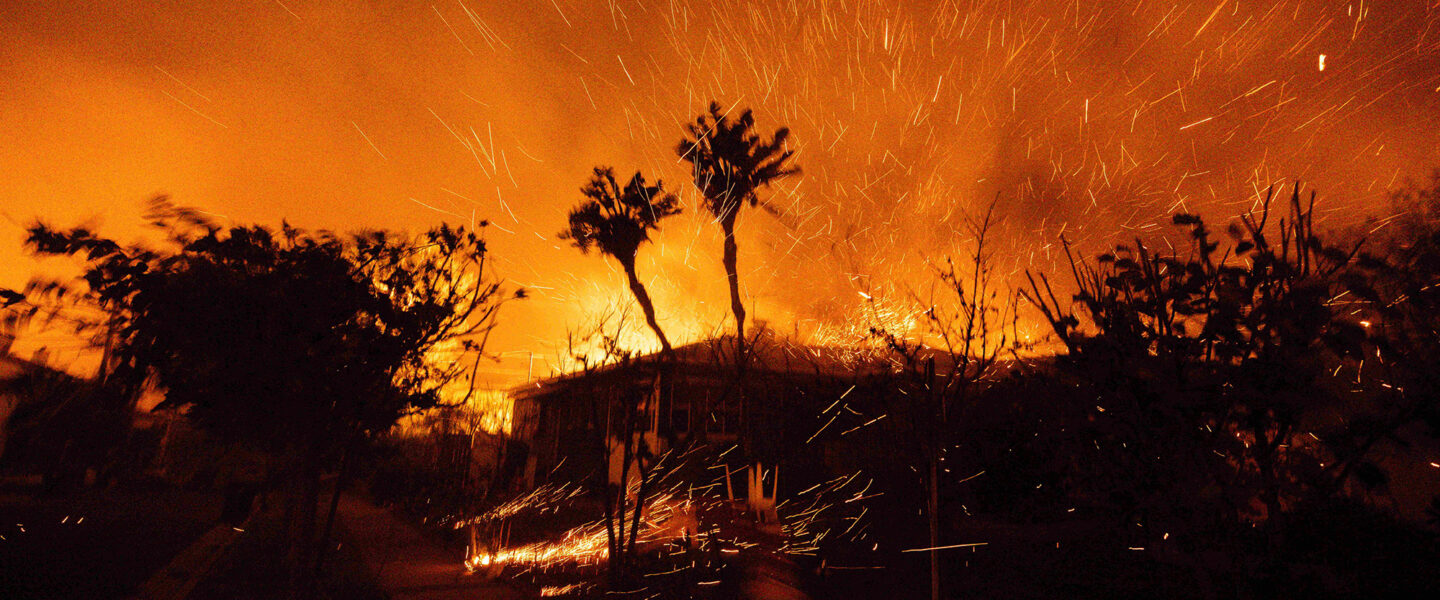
672;405;690;433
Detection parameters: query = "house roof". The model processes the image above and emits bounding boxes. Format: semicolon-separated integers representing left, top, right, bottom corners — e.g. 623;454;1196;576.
0;352;56;382
0;350;96;395
507;332;1016;402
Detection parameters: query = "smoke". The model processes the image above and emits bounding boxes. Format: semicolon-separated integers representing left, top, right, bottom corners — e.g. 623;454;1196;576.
2;1;1438;380
624;0;1440;340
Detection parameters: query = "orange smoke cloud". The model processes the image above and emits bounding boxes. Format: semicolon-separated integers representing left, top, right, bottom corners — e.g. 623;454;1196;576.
2;1;1438;384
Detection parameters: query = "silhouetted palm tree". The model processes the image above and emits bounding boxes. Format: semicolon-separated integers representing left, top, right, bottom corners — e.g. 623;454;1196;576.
560;167;682;354
675;102;799;349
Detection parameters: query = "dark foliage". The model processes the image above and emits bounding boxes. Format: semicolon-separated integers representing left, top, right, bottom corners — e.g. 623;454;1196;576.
989;184;1440;597
0;367;127;490
1023;185;1373;529
19;196;518;595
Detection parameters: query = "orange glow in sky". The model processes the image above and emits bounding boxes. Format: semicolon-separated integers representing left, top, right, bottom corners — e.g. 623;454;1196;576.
3;1;1438;386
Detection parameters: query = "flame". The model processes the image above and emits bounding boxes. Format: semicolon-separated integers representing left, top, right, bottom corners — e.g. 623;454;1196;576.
463;491;694;572
5;2;1438;389
395;388;513;436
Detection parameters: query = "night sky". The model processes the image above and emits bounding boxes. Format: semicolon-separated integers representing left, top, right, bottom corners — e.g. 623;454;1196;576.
4;0;1439;386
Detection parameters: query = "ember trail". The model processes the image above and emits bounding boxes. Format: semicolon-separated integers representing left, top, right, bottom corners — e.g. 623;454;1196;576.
2;2;1440;599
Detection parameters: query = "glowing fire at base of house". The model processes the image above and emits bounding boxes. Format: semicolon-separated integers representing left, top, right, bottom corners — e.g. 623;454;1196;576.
466;521;612;571
463;491;694;572
461;469;876;576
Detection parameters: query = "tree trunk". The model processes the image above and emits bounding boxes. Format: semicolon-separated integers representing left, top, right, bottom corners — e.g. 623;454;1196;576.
611;401;638;583
594;395;621;586
281;450;299;575
626;392;655;561
622;260;672;355
287;441;322;599
720;217;751;443
314;438;354;578
720;218;746;352
927;358;942;600
627;464;649;561
928;451;941;600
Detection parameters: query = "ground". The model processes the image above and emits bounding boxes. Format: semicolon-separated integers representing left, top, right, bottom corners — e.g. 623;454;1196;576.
331;491;524;600
0;473;528;600
0;477;220;599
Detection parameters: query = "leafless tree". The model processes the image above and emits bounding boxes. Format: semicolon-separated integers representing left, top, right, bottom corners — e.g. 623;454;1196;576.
866;202;1020;600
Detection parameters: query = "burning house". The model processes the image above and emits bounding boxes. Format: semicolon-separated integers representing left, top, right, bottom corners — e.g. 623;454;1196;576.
507;334;917;495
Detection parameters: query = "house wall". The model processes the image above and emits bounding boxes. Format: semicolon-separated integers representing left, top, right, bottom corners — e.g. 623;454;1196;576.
510;365;878;499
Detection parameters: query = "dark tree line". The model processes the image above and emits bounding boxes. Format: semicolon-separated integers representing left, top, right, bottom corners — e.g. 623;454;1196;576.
984;183;1440;595
794;181;1440;599
5;198;518;597
6;101;1439;599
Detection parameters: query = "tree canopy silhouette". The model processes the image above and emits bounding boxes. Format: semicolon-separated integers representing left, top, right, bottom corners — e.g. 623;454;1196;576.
21;197;518;595
559;167;681;355
0;363;121;491
676;102;799;350
1023;185;1380;539
1349;173;1440;526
